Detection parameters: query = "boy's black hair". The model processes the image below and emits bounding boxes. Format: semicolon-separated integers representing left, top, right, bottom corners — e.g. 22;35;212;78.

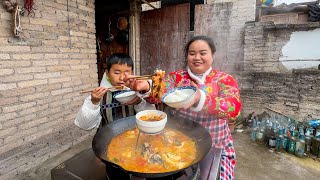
106;53;134;71
184;36;216;58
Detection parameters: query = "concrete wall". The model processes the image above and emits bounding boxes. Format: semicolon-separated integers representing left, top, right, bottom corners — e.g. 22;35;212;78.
199;1;319;121
280;28;320;70
0;0;97;179
241;22;320;120
196;0;256;74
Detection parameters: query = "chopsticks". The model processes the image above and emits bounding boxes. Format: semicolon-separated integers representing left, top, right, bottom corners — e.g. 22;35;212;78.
79;86;125;94
129;74;154;80
79;74;154;94
80;89;95;94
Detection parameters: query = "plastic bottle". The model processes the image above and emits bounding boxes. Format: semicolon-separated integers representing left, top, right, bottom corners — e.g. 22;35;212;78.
256;121;265;144
305;128;313;155
288;130;298;154
282;118;292;152
250;118;258;141
267;122;277;148
264;120;273;146
276;127;284;151
295;134;305;158
282;128;289;151
311;129;320;157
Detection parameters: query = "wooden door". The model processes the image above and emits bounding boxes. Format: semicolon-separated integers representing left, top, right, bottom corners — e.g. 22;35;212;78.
140;3;190;75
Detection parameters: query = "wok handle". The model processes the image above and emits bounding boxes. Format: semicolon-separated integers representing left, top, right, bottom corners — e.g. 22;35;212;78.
200;148;222;180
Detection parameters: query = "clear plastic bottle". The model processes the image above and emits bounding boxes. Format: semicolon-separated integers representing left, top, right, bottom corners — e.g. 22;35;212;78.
256;121;265;144
282;128;289;151
264;120;273;147
282;118;292;152
276;127;284;151
250;118;258;141
267;122;277;148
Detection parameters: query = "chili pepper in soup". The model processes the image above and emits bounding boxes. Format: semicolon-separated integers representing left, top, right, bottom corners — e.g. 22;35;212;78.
107;128;197;173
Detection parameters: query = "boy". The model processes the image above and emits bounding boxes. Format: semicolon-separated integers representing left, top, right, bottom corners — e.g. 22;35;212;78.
75;53;155;130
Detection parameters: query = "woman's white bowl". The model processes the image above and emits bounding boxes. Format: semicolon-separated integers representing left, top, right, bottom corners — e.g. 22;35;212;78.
135;110;167;134
161;86;197;109
113;90;137;103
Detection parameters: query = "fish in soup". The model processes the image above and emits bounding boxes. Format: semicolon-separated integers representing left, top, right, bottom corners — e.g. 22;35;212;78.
107;128;197;173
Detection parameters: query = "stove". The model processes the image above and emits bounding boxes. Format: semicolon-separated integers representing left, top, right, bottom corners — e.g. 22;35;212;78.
104;162;200;180
51;148;221;180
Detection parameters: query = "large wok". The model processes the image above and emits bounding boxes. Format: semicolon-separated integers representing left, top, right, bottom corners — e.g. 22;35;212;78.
92;114;212;178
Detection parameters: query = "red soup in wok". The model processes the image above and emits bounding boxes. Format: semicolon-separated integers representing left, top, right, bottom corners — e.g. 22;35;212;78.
107;128;197;173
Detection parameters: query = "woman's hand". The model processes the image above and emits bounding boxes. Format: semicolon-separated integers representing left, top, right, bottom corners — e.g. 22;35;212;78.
183;81;201;109
91;87;108;105
124;73;150;92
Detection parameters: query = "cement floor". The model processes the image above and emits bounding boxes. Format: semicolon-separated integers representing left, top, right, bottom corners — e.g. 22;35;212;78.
20;131;320;180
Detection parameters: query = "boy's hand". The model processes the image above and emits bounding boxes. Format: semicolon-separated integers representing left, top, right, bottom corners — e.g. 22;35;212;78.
124;73;150;92
91;87;108;105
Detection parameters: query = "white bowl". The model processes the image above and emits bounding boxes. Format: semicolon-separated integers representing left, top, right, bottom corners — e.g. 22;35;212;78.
113;90;137;103
161;86;197;109
135;110;167;134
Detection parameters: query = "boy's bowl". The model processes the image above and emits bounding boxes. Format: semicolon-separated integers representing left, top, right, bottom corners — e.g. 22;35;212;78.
135;110;167;134
161;86;197;109
113;90;137;103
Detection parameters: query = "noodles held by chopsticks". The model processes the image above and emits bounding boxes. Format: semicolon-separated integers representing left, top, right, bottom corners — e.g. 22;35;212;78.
150;69;165;101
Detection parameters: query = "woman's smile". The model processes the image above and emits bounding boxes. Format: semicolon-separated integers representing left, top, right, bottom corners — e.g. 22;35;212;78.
187;40;214;74
192;62;203;67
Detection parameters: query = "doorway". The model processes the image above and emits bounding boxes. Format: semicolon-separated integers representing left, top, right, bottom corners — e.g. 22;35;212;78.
95;0;131;82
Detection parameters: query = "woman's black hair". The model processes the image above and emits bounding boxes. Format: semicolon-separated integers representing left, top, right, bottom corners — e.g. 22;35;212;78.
106;53;134;71
184;36;216;58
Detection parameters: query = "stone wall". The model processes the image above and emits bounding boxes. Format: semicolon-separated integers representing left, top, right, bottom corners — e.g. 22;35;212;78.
241;22;320;120
0;0;97;179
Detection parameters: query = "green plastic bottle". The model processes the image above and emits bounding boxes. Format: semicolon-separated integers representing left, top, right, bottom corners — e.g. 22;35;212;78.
311;129;320;157
305;128;313;155
288;130;298;154
295;134;305;158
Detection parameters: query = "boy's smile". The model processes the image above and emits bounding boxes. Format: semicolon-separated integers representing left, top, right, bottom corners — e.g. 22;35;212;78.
106;64;133;86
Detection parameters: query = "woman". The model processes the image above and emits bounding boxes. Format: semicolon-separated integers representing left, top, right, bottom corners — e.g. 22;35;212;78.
126;36;242;180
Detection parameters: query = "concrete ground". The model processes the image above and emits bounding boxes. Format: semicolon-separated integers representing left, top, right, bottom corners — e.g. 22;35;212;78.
233;131;320;180
20;131;320;180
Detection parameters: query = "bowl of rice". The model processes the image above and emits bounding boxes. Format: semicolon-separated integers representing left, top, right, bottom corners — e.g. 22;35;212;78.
161;86;197;109
113;90;137;103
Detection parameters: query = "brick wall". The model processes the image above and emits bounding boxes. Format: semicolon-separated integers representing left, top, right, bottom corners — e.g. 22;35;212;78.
0;0;97;179
241;22;320;120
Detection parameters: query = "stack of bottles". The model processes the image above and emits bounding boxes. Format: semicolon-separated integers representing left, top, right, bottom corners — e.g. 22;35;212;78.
249;115;320;158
